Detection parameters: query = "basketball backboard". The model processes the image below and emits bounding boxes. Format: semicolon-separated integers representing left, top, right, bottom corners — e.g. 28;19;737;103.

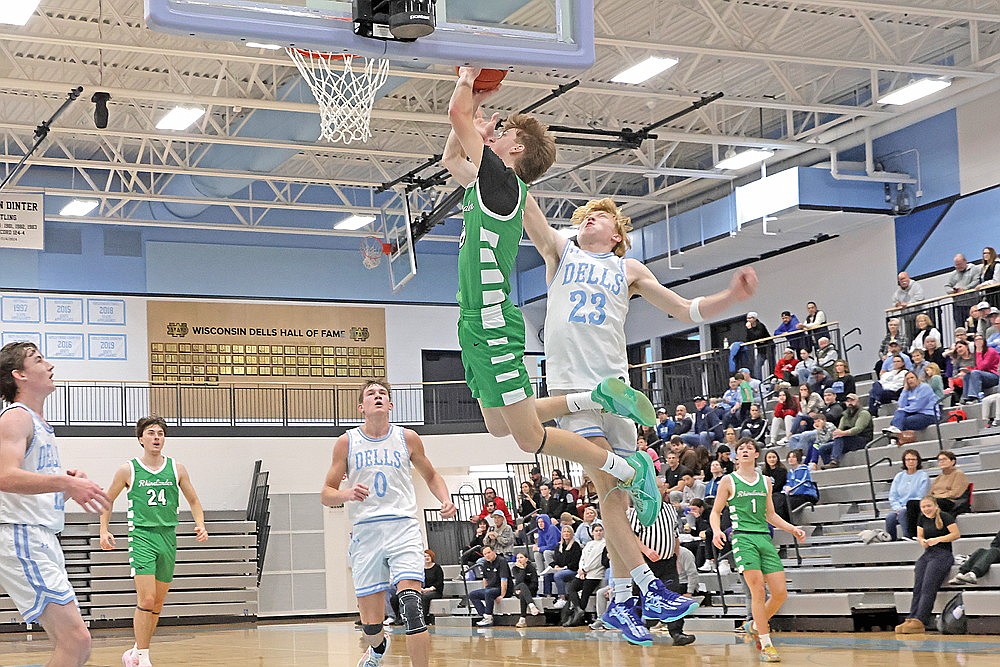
145;0;594;69
380;191;417;292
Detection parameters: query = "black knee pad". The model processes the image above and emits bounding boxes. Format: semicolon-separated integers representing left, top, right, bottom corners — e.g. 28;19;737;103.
361;623;384;637
397;588;428;635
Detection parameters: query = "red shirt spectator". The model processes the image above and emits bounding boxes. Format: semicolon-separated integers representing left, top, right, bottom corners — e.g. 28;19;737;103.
774;349;797;381
773;395;800;420
973;343;1000;374
472;487;514;526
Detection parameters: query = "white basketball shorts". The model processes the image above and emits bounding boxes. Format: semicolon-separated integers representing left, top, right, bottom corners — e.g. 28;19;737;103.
348;517;425;598
0;523;76;623
553;390;638;455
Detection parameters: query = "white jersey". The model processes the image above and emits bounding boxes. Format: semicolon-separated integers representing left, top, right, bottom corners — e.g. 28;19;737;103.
544;242;630;390
344;424;418;526
0;403;64;533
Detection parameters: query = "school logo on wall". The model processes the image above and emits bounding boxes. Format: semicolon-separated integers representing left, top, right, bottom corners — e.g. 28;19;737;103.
350;327;370;342
166;322;189;338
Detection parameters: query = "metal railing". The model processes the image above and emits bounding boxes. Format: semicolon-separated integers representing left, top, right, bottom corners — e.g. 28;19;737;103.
886;283;1000;349
863;433;894;519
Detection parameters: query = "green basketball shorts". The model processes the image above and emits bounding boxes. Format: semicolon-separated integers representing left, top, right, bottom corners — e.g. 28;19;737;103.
129;526;178;582
458;302;534;409
731;531;784;575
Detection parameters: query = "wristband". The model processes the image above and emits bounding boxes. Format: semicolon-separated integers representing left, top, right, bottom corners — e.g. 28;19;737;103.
689;296;705;323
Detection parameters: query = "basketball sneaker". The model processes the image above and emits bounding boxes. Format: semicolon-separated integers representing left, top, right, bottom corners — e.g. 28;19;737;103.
741;620;761;650
759;645;781;663
641;579;700;622
617;451;660;526
600;597;653;646
122;648;139;667
357;634;390;667
591;377;656;426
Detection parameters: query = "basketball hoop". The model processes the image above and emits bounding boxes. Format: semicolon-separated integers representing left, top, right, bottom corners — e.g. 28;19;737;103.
286;48;390;144
361;236;393;270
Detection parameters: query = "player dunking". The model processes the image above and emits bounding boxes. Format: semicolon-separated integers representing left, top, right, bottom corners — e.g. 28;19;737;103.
0;342;110;667
321;379;457;667
522;196;758;644
710;439;806;662
442;66;661;525
100;416;208;667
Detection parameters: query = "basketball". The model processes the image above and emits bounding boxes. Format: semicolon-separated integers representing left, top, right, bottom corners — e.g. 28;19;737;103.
455;67;508;92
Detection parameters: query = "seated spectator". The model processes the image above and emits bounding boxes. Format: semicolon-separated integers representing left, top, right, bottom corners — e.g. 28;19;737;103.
910;348;928;381
575;474;599;509
761;450;788;509
690;445;712;479
653;407;675;447
720;427;740;453
910;313;941;353
537;483;565;519
930;451;970;514
462;518;489;569
923;336;947;372
925;362;946;402
532;514;560;574
738;368;761;402
876;317;910;373
528;465;550;492
790;383;822;435
470;545;510;627
949;528;1000;585
987;308;1000;351
774;349;798;386
893;271;924;308
819;386;845;422
662;451;692;497
984;391;1000;428
551;477;576;517
948;340;976;403
961;334;1000;403
817;393;873;468
671;471;706;508
794;348;818;385
638;435;662;473
703;460;726;505
511;552;541;627
682;498;713;568
945;253;978;294
829;359;856;402
884;371;939;437
807;365;834;396
814;336;840;376
880;339;913;372
543;525;582;608
895;497;960;635
740;403;768;444
679;395;722;451
472;486;514;526
575;506;599;544
715;444;735;474
563;522;608;626
773;311;805;353
782;449;819;515
769;387;799;446
979;246;998;286
517;481;541;525
720;376;743;427
673;403;694;439
788;411;835;469
676;534;702;600
967;301;993;339
869;354;908;415
483;509;515;556
670;436;702;472
884;449;930;541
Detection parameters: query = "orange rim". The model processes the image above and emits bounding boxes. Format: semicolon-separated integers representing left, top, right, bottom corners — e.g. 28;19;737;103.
289;48;359;61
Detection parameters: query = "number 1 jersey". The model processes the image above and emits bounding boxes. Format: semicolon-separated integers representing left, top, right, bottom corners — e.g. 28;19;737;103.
127;457;180;529
543;243;630;391
345;425;418;526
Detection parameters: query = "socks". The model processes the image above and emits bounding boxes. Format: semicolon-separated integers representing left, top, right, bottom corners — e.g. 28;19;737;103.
566;392;602;412
759;633;773;648
600;452;634;482
137;649;151;667
372;639;387;655
630;564;656;595
612;578;633;604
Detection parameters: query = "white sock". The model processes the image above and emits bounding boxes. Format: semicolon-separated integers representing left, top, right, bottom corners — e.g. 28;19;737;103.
600;452;634;482
630;564;656;595
566;391;602;412
613;578;633;604
137;648;151;667
759;633;773;648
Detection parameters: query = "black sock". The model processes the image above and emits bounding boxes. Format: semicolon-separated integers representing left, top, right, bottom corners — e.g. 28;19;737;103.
373;639;387;655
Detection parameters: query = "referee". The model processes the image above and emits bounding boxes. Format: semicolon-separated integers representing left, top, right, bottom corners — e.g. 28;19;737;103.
627;488;696;646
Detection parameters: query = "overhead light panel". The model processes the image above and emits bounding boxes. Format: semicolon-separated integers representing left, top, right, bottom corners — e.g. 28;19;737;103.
59;199;99;217
155;106;205;131
0;0;40;25
611;56;679;84
877;78;951;105
335;214;376;230
246;42;282;50
715;148;774;171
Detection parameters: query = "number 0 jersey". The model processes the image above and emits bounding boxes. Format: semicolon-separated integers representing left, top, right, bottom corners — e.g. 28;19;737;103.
127;457;180;529
344;425;418;526
0;403;64;533
543;242;630;390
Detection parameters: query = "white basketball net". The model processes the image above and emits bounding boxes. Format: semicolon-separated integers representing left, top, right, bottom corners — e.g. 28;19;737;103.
360;236;386;270
286;49;390;144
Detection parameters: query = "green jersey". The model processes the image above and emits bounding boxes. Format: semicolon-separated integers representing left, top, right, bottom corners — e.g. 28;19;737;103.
127;457;180;529
456;172;527;310
728;470;769;534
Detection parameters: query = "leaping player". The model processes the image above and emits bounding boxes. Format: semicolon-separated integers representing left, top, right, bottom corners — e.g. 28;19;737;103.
321;379;457;667
442;66;663;527
100;416;208;667
522;195;758;643
711;439;806;662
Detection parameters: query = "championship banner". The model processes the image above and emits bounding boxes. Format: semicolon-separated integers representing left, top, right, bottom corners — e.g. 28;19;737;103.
0;193;44;250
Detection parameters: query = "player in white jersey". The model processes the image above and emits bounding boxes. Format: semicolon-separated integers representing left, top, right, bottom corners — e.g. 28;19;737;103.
523;196;758;644
0;342;109;667
321;379;456;667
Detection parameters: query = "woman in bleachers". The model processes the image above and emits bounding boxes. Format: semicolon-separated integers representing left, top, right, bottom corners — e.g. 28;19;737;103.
924;362;946;402
769;388;799;446
762;449;788;518
543;525;582;608
829;359;856;403
910;348;928;381
930;451;970;514
947;340;975;403
511;552;541;627
895;496;961;634
875;318;909;373
517;481;540;524
563;521;608;626
869;354;907;415
531;514;561;574
789;383;822;436
703;459;726;506
910;313;941;353
978;246;998;286
740;403;768;443
884;449;931;541
884;371;939;436
462;518;490;570
782;449;818;516
960;334;1000;403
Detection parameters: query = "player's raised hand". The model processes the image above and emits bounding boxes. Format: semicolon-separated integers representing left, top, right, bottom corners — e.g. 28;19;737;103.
792;526;807;543
344;483;370;502
729;266;759;301
65;474;110;514
712;530;728;550
473;107;501;143
99;530;116;550
457;66;481;85
440;500;458;519
194;524;209;542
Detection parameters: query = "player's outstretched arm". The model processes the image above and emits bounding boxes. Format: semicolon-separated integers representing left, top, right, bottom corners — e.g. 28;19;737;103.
405;429;457;519
177;462;208;542
764;478;806;542
99;463;132;549
709;476;733;549
522;193;566;276
628;261;759;323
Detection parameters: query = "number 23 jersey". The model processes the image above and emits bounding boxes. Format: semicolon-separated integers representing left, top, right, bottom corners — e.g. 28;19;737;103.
127;457;180;529
345;425;417;526
544;243;630;391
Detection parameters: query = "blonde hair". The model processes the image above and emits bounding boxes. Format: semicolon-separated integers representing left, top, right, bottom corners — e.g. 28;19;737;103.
504;113;556;183
925;362;941;377
921;495;944;530
571;198;633;257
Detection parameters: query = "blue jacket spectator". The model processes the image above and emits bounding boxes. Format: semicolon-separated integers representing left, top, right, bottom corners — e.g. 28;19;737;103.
885;449;931;540
881;342;913;372
535;514;560;552
654;409;675;444
679;397;722;450
780;450;818;516
885;373;939;434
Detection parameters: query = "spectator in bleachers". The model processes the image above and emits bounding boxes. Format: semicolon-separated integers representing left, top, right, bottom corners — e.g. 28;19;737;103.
470;545;510;627
987;309;1000;351
563;522;608;626
512;552;541;627
923;336;947;372
791;383;823;435
910;348;928;381
535;484;559;519
691;445;712;479
983;391;1000;429
682;498;712;567
819;386;845;422
895;497;961;635
703;461;726;505
532;513;560;574
818;393;873;468
800;301;828;333
483;509;515;557
925;362;946;402
893;272;924;308
740;404;768;444
575;474;599;510
945;253;978;294
742;311;771;379
670;436;702;472
769;388;799;446
737;369;759;406
716;444;735;474
774;349;798;387
673;404;694;439
807;366;834;396
884;449;930;541
471;487;514;526
675;538;702;602
793;349;818;386
543;525;582;609
884;371;939;437
773;311;805;353
930;451;970;514
720;376;743;428
869;354;907;415
789;411;834;470
517;481;540;524
637;435;662;473
814;336;839;376
829;359;856;402
528;466;550;492
679;395;722;451
960;334;1000;403
720;427;740;453
673;471;706;509
876;317;909;373
462;518;490;569
880;339;913;372
654;407;675;446
576;506;599;544
550;478;574;518
663;451;691;498
949;529;1000;585
948;340;975;403
782;449;818;514
968;301;993;339
761;450;788;510
911;314;942;353
979;246;998;285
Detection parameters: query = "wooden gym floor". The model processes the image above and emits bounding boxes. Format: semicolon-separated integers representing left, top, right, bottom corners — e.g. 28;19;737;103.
1;620;997;666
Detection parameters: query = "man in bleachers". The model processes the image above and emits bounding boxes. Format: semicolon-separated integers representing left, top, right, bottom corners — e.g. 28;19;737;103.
880;340;913;372
773;311;805;354
970;301;993;338
893;272;924;308
654;407;675;446
471;486;514;526
817;394;873;468
715;445;735;474
537;483;564;519
986;308;1000;351
814;337;839;377
528;466;550;492
469;545;510;627
551;478;576;517
669;437;701;473
741;312;771;379
945;253;978;294
679;396;721;452
662;452;692;497
807;366;833;395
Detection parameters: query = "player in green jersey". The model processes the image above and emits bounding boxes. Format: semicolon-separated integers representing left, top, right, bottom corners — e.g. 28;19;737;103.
441;67;662;526
710;438;806;663
100;416;208;667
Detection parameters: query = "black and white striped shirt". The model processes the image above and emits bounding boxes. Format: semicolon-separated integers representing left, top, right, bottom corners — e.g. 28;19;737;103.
627;504;679;559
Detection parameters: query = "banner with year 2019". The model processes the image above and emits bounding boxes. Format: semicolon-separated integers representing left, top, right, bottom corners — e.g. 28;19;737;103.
0;193;43;250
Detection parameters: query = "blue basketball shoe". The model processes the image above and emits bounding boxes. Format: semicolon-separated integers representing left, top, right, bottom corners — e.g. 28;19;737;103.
641;579;700;623
601;597;653;646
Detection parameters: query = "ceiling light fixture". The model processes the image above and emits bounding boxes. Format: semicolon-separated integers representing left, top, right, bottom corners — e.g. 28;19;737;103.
156;106;206;131
0;0;41;26
715;148;774;171
877;78;951;106
59;199;99;217
611;56;679;85
335;214;377;230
